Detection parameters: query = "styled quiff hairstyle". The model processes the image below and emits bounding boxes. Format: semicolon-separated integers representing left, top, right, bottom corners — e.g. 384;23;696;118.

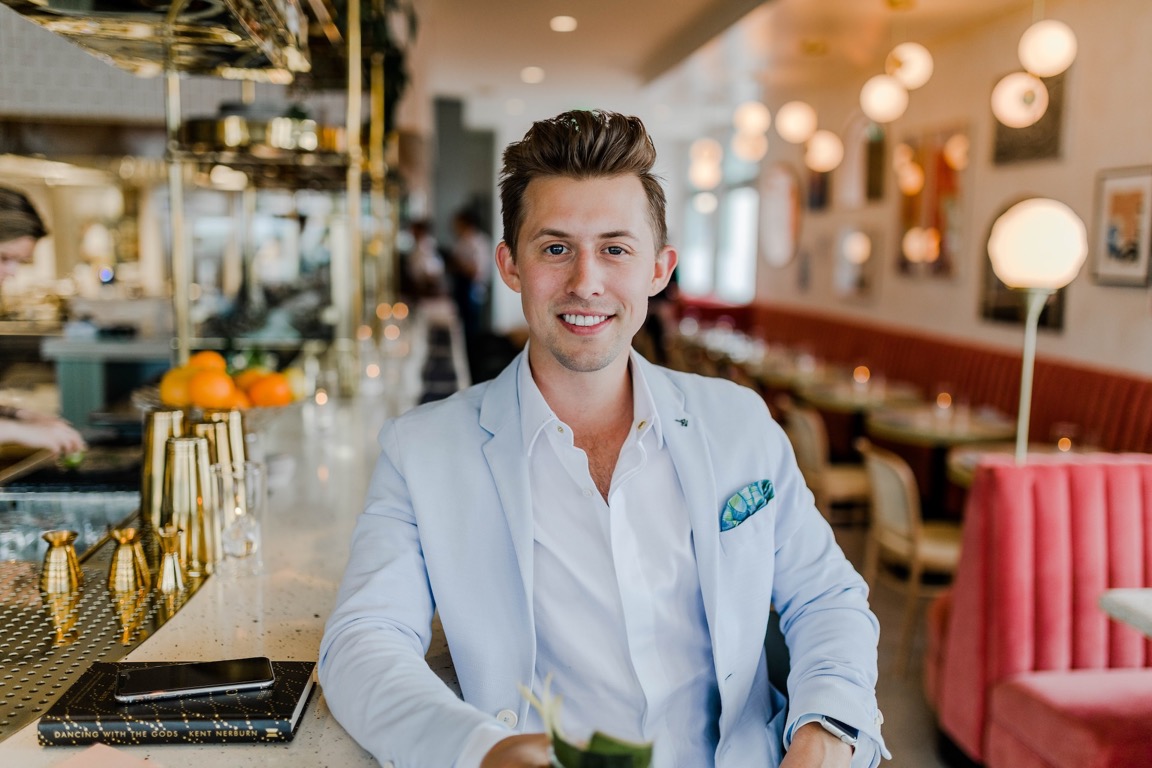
498;110;667;258
0;187;47;243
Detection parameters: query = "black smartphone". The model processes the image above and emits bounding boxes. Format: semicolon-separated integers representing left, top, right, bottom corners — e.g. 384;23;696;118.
114;657;276;703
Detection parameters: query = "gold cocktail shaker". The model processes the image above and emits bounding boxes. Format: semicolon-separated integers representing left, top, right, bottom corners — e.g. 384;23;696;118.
203;409;246;464
162;436;218;577
142;409;184;531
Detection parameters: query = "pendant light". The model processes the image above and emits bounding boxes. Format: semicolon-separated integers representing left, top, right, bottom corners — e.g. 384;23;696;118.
733;101;771;135
860;74;908;123
775;101;817;144
1019;20;1077;77
991;71;1049;128
885;42;933;90
805;130;844;173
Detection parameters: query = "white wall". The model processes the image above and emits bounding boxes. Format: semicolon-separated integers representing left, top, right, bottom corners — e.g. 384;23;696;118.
747;0;1152;377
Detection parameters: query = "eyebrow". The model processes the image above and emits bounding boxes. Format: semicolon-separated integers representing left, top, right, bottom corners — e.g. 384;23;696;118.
531;228;639;241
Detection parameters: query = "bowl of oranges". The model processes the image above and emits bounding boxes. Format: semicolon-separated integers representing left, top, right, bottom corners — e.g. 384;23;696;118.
135;350;307;430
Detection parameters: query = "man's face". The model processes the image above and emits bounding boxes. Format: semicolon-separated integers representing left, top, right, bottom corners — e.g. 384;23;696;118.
496;174;676;381
0;236;35;283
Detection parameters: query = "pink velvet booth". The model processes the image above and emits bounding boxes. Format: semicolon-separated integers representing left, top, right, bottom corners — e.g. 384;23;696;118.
926;454;1152;767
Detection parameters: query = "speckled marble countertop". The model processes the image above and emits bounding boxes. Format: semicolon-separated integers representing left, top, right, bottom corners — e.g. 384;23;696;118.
0;319;455;766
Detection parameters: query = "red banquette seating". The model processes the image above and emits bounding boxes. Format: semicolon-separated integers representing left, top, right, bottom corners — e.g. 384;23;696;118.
925;454;1152;767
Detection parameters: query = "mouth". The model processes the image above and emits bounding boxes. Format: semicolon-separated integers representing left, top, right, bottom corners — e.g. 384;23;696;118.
560;312;611;329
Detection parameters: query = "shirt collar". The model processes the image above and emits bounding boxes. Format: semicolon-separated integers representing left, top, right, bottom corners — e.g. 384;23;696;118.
517;347;664;454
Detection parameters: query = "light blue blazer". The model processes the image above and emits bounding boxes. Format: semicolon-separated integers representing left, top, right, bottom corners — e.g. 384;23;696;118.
320;352;886;768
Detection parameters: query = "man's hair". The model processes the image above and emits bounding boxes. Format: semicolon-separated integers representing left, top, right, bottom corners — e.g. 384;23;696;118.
0;187;47;242
498;110;667;257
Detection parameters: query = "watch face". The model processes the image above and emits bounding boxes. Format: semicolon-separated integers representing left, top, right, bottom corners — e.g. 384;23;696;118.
820;716;860;744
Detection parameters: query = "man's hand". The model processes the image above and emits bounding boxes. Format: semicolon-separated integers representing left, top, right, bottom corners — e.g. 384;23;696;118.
479;734;552;768
780;721;854;768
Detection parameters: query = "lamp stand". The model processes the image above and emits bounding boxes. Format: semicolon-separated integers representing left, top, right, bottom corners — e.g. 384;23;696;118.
1015;287;1054;463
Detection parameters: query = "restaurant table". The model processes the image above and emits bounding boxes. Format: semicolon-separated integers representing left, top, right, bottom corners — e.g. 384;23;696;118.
1099;588;1152;637
794;379;922;415
866;405;1016;517
794;379;922;461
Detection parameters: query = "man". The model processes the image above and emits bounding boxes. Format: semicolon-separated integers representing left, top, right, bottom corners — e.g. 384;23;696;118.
0;187;86;455
320;111;889;768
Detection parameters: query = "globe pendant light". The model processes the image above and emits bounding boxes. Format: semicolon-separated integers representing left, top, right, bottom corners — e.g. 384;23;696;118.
1019;19;1077;77
860;74;909;123
733;101;771;135
775;101;818;144
885;42;934;90
991;71;1049;128
805;130;844;173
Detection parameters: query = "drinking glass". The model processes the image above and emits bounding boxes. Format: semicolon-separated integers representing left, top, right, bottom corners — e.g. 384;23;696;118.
211;461;267;576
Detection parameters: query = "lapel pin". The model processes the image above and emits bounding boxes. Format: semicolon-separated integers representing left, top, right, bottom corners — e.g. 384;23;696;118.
676;418;688;427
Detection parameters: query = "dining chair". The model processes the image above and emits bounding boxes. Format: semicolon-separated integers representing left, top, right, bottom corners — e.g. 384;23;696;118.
856;437;962;672
778;398;871;522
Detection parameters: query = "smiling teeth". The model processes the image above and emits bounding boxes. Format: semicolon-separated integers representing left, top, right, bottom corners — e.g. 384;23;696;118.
562;314;608;326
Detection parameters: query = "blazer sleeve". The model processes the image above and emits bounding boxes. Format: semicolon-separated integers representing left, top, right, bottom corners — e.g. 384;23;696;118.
319;418;495;768
762;415;889;759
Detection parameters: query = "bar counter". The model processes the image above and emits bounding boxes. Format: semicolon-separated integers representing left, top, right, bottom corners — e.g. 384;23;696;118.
0;395;401;765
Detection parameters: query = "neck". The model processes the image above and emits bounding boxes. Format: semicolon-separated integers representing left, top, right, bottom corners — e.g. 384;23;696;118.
529;349;634;435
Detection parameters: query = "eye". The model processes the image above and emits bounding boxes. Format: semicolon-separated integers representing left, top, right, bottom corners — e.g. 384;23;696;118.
605;245;626;256
545;244;567;256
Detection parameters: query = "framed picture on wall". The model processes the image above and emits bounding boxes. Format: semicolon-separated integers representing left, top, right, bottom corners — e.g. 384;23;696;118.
1092;166;1152;286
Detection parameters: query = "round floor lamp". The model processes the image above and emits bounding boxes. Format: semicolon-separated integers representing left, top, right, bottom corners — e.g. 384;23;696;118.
987;198;1088;463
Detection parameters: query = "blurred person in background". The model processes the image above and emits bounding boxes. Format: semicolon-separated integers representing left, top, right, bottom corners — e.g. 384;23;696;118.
448;206;495;378
0;187;87;455
403;219;447;298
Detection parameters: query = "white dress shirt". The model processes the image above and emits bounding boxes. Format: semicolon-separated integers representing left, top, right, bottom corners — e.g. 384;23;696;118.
454;351;719;767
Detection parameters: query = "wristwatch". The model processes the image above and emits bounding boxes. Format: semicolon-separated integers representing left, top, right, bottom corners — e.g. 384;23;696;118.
818;715;859;746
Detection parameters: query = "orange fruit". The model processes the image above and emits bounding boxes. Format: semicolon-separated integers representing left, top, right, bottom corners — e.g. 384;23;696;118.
227;388;251;410
187;369;236;409
247;372;294;407
233;367;270;393
158;366;195;407
188;350;228;371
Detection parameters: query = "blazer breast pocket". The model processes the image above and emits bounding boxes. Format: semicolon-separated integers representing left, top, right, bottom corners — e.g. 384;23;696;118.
719;479;777;557
720;479;775;532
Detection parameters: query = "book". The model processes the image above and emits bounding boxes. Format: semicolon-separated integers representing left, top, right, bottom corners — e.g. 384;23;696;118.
38;660;316;746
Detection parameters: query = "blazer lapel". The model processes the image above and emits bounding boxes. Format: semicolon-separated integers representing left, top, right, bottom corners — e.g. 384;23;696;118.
479;354;536;626
641;360;724;667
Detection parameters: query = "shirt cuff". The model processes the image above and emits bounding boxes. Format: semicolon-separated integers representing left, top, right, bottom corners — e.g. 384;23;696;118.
786;713;886;768
452;723;516;768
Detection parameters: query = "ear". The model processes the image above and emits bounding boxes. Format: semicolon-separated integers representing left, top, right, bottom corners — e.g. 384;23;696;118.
495;241;521;293
649;245;678;296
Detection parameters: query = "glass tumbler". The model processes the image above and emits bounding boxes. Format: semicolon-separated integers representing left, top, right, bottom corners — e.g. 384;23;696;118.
211;460;267;576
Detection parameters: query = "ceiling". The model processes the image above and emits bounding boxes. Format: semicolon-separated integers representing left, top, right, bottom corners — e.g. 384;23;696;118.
414;0;1035;134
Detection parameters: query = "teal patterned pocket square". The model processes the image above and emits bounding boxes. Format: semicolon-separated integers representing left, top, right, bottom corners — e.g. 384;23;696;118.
721;479;775;531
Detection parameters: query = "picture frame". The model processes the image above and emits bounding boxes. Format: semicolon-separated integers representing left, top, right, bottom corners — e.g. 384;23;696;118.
1092;166;1152;286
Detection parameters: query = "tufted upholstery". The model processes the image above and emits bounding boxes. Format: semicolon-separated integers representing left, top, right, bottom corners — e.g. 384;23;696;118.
928;454;1152;766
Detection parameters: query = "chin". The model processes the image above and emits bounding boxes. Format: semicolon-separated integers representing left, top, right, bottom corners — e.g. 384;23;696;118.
550;344;624;374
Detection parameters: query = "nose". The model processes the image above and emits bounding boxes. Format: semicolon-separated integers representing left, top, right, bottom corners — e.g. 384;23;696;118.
566;248;604;300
